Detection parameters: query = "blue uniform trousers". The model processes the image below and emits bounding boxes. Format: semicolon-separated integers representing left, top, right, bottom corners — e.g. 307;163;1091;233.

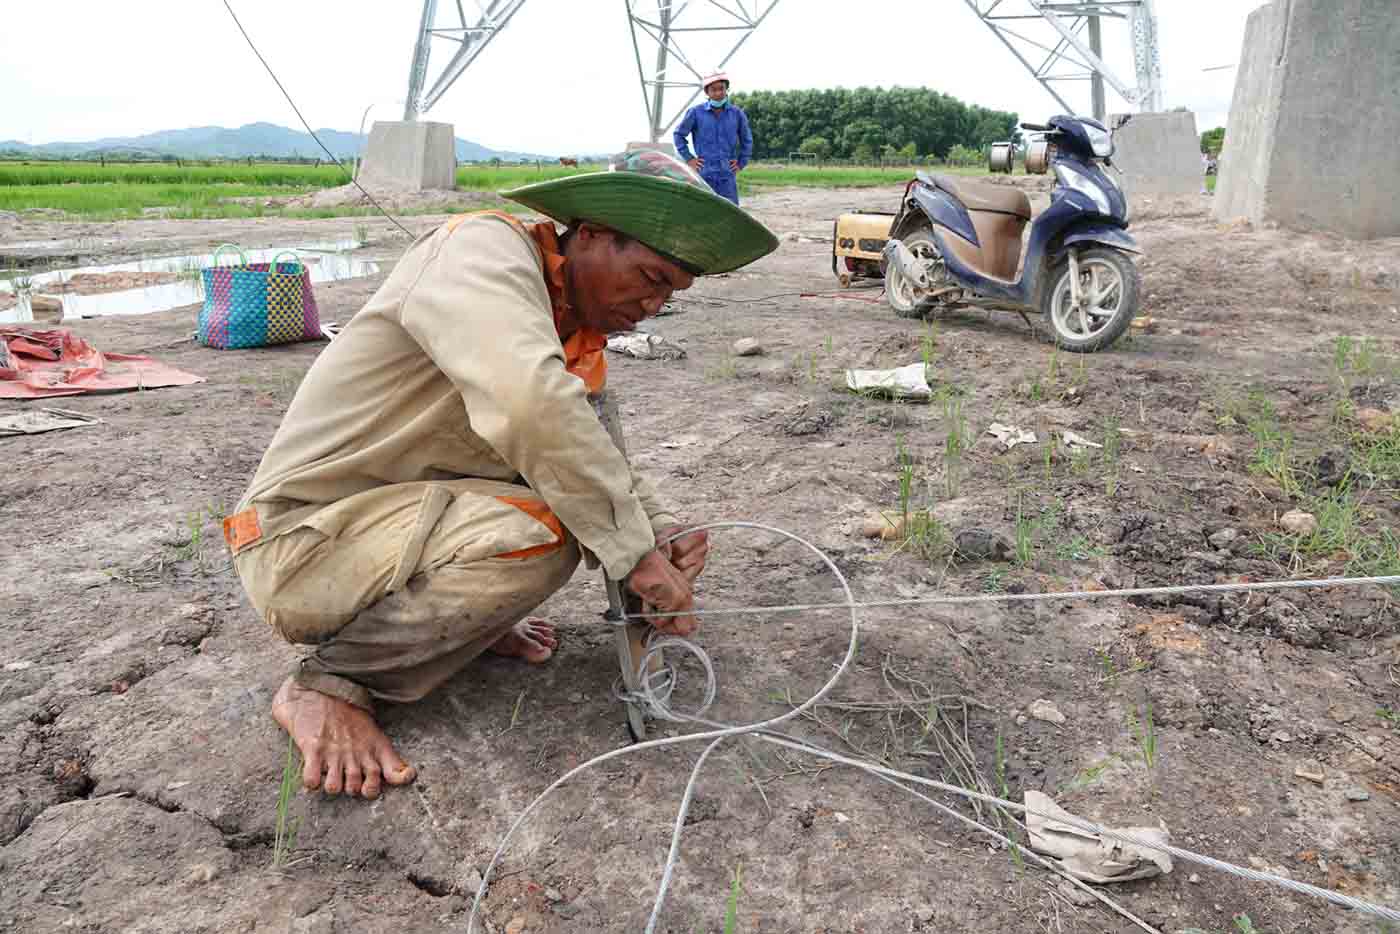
701;169;739;205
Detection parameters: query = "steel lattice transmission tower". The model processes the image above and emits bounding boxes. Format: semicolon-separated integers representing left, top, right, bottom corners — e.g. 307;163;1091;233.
403;0;530;120
964;0;1163;121
625;0;783;144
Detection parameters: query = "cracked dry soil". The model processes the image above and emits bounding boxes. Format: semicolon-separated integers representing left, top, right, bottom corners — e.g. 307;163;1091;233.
2;185;1399;933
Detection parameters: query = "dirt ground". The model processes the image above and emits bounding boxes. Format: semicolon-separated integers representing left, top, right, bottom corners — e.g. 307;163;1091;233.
2;183;1399;934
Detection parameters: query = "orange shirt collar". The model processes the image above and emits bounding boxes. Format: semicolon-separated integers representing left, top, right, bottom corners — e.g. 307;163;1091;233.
526;222;607;395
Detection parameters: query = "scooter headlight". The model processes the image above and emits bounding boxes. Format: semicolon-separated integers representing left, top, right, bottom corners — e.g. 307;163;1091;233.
1055;163;1113;216
1086;124;1114;158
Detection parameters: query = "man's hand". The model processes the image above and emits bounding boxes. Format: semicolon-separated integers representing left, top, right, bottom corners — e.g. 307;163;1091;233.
688;157;704;171
626;549;698;636
729;159;741;173
656;525;710;584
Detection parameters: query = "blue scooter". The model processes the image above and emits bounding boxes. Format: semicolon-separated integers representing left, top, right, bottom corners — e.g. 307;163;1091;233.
881;115;1140;352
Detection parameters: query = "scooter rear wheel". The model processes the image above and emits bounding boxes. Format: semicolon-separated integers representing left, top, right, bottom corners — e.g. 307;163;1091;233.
884;227;943;319
1042;247;1139;352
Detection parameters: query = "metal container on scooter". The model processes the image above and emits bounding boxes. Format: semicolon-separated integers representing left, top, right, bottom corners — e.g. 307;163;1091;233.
1025;140;1055;175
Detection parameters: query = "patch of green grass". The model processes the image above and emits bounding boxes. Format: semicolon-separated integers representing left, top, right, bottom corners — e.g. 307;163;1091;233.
0;160;347;186
981;569;1007;593
272;735;303;870
705;352;739;381
1228;393;1303;496
0;158;991;219
1095;648;1150;687
920;320;938;373
0;181;310;218
1069;446;1092;476
938;386;970;498
1257;483;1400;578
1351;426;1400;483
173;510;205;563
723;863;743;934
887;438;951;562
1054;535;1106;561
1127;701;1158;771
1013;494;1036;566
992;729;1027;873
739;162;988;193
1062;756;1118;792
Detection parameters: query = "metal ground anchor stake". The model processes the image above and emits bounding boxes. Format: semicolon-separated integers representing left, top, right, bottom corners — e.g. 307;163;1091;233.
595;390;664;743
604;579;661;742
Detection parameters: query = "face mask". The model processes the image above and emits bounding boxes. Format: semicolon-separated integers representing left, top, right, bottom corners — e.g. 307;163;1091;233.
707;97;728;109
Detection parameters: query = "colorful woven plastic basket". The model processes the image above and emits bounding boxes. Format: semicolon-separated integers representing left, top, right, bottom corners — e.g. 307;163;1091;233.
198;244;323;349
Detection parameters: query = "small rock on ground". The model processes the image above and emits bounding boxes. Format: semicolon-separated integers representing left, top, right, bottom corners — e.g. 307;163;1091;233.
1294;761;1325;784
1280;509;1318;536
953;527;1014;561
860;513;906;541
732;337;764;356
1345;788;1371;802
1355;407;1394;433
1208;528;1239;548
1028;699;1067;725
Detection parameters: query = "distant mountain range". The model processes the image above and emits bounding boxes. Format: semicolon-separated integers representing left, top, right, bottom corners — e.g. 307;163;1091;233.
0;122;554;162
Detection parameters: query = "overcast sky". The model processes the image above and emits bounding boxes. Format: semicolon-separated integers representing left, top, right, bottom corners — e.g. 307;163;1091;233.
0;1;1260;154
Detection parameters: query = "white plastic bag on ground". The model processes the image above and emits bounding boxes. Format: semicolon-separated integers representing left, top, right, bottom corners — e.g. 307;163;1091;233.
606;332;687;361
844;363;931;400
988;423;1037;450
1024;790;1173;884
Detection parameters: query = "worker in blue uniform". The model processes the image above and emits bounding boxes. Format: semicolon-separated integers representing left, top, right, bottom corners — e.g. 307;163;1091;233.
672;70;753;205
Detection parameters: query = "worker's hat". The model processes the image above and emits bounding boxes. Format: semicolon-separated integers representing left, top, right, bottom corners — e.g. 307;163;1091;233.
502;149;776;276
700;71;730;91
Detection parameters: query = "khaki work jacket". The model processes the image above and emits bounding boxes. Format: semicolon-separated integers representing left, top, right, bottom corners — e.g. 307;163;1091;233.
231;213;676;580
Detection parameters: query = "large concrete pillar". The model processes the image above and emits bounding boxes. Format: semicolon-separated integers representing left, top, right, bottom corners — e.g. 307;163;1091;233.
1110;110;1203;198
356;120;457;192
1214;0;1400;239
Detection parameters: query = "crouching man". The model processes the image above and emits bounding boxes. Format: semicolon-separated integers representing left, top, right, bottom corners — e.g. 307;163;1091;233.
224;150;777;799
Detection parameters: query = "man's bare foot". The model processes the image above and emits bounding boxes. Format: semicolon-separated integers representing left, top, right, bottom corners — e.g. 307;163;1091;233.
271;677;416;799
488;618;557;664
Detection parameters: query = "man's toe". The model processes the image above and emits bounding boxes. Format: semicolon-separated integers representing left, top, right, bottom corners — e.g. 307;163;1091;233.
344;760;364;797
360;758;384;799
323;753;345;795
301;745;324;791
377;744;416;786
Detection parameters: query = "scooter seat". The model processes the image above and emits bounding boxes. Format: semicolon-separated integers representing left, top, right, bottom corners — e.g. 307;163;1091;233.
933;175;1032;220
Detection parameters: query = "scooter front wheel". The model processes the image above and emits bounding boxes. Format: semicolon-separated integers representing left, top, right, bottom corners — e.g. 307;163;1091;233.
1042;247;1139;352
885;227;943;319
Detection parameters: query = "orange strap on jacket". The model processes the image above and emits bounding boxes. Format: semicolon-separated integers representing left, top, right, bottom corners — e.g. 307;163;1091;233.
495;496;567;560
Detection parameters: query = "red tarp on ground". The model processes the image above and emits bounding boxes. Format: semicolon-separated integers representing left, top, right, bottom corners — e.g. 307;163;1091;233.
0;327;204;399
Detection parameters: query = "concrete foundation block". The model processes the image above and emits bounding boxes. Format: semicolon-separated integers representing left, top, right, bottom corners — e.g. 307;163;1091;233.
1214;0;1400;239
1110;111;1203;198
357;121;456;192
626;141;679;157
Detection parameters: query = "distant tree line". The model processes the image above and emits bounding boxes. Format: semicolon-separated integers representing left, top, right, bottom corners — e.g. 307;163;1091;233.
728;86;1018;162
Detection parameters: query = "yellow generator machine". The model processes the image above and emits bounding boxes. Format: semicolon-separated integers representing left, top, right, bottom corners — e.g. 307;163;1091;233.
831;210;895;287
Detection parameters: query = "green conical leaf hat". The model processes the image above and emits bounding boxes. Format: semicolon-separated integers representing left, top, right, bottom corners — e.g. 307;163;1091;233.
503;149;778;275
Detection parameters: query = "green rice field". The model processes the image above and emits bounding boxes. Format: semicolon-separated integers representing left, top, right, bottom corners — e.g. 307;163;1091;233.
0;160;987;220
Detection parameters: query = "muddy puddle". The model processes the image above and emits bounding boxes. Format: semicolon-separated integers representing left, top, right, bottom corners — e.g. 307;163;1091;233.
0;241;379;324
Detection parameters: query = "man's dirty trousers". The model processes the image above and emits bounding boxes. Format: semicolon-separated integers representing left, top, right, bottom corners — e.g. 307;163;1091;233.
233;478;579;711
226;213;677;712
